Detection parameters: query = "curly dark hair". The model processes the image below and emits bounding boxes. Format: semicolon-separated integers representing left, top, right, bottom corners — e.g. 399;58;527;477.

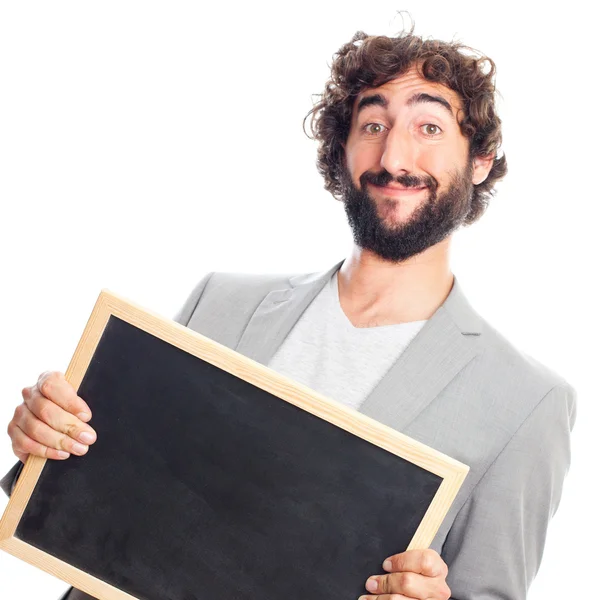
305;24;508;225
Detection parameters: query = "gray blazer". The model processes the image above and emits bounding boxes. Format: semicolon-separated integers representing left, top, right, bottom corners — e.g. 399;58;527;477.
2;261;577;600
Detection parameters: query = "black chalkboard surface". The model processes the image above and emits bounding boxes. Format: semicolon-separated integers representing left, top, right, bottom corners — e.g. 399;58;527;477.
0;291;468;600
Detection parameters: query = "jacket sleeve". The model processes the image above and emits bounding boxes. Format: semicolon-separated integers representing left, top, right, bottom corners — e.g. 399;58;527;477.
0;460;24;497
442;383;577;599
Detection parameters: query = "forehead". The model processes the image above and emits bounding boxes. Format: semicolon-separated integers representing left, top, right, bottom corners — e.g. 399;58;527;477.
352;67;463;116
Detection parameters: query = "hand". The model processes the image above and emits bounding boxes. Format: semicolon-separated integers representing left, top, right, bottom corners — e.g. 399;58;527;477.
7;371;97;463
360;549;451;599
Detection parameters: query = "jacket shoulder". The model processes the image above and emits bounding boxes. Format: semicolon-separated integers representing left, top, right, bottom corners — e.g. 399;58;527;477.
177;269;310;349
477;314;574;394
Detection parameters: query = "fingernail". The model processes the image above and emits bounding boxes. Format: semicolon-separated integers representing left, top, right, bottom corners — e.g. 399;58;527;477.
79;432;95;444
57;451;70;459
366;577;378;592
383;559;392;570
72;443;88;455
78;412;91;422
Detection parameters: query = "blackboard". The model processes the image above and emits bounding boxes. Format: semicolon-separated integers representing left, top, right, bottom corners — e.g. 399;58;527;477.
0;291;468;600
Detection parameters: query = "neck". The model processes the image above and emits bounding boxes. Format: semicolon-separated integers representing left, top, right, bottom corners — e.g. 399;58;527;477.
337;238;454;327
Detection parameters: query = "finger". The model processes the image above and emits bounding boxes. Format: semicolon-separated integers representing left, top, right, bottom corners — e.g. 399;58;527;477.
9;421;70;461
33;371;92;421
366;572;444;598
24;389;96;446
359;594;416;600
383;549;448;578
15;404;91;456
7;419;29;463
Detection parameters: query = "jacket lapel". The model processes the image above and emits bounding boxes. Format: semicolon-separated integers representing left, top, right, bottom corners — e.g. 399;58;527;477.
235;261;344;364
357;278;483;430
236;260;483;431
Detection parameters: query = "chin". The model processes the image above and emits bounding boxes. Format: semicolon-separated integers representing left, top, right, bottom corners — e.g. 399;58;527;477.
377;204;417;224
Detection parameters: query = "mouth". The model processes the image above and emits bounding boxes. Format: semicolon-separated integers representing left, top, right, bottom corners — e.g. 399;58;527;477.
368;183;428;197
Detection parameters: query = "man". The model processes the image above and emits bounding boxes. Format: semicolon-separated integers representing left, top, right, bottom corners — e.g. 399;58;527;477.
2;27;576;600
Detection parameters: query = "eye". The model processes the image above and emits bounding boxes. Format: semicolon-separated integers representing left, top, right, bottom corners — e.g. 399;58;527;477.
363;123;387;136
421;123;442;136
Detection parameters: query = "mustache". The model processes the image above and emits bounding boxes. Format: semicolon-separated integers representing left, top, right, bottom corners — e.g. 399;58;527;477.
360;170;438;191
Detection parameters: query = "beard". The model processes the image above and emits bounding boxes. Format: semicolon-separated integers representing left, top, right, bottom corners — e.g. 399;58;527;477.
339;161;474;262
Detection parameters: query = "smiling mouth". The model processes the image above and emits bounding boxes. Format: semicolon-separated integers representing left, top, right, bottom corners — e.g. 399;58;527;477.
369;183;428;196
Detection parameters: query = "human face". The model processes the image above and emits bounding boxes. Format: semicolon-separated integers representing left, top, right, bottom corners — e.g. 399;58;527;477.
341;67;487;262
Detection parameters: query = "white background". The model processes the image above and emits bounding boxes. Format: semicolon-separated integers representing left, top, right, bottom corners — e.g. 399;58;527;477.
0;2;596;598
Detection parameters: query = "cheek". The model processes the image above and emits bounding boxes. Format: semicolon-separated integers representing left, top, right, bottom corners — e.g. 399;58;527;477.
345;142;381;183
417;146;463;181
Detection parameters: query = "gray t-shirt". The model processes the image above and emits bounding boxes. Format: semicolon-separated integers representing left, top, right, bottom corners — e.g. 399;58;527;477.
268;271;427;410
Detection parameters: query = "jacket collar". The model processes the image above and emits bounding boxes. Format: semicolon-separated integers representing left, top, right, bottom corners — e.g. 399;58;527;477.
235;259;483;429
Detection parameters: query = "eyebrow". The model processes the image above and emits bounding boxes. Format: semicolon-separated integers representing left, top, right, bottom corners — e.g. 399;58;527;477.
407;92;454;116
356;91;455;117
356;93;388;114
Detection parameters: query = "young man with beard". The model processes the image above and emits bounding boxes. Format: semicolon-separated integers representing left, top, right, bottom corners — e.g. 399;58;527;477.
2;29;576;600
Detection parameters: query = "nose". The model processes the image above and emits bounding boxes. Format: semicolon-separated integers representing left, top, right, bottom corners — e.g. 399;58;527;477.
379;126;417;177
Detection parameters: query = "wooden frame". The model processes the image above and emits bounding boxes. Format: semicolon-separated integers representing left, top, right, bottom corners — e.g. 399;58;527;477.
0;290;469;600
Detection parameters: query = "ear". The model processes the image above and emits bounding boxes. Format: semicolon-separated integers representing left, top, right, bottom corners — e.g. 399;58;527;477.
472;153;495;186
